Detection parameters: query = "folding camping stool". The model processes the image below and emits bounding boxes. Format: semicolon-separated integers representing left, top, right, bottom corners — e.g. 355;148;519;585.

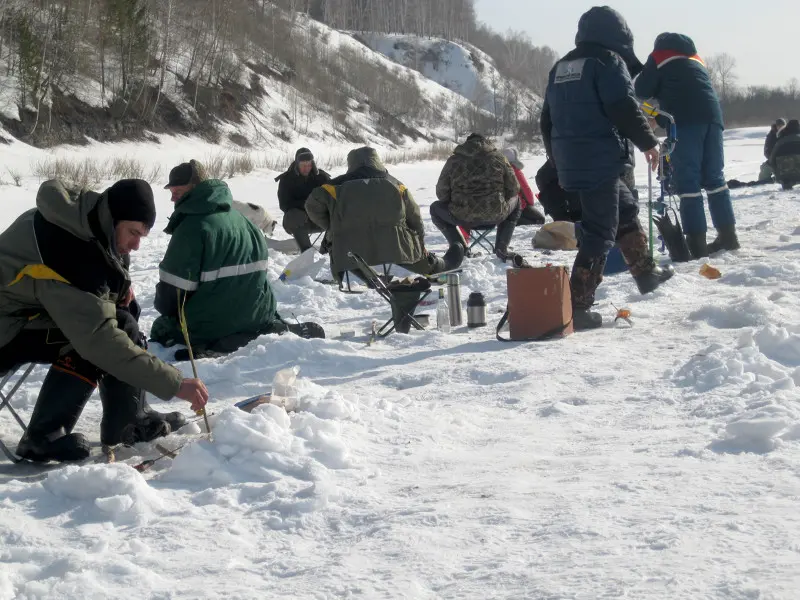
467;225;496;256
0;363;36;462
340;264;393;294
347;252;432;337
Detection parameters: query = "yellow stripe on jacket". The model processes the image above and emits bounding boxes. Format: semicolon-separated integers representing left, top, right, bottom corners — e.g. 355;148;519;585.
321;184;337;199
8;264;70;287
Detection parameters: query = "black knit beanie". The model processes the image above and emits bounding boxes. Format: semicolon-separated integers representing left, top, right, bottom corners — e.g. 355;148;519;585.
106;179;157;229
295;147;314;162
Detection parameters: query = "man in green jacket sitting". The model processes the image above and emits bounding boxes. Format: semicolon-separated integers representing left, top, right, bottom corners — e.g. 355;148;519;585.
152;161;323;358
306;147;454;283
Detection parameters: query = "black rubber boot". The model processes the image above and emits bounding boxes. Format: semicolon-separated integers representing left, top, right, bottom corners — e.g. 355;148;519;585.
494;219;517;262
442;243;465;271
437;223;467;268
573;308;603;331
16;367;95;462
617;228;675;294
707;226;740;254
570;252;606;331
99;376;174;446
685;233;709;259
441;223;468;248
633;264;676;294
292;228;313;253
143;406;187;434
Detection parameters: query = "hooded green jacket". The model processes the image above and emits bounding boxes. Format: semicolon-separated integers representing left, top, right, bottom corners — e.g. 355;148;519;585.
305;148;426;277
0;180;182;399
151;179;277;348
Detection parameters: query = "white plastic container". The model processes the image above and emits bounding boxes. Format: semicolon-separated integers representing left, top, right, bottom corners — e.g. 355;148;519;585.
271;366;300;411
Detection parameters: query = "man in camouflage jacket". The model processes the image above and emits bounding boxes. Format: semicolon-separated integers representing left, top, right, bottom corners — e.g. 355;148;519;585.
769;118;800;190
431;133;521;263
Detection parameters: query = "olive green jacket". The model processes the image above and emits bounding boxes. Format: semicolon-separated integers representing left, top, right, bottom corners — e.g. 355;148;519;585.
0;180;182;399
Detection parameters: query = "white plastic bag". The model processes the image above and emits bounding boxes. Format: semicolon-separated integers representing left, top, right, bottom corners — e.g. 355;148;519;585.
278;248;325;282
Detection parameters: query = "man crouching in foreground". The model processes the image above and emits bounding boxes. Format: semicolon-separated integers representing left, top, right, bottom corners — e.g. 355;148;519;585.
0;178;208;462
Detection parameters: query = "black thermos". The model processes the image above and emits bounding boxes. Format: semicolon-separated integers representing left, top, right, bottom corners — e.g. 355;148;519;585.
466;292;487;327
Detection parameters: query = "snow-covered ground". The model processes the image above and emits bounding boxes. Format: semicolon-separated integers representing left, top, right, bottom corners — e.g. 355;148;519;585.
2;128;800;599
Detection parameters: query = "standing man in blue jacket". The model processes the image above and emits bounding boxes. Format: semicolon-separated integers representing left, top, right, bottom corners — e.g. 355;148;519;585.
635;33;738;258
541;6;674;331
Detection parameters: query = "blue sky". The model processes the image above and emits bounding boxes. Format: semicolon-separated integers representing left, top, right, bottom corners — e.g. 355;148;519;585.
474;0;797;88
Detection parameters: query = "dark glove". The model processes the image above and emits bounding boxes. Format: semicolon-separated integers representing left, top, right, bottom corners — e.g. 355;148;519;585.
286;322;326;339
319;236;330;255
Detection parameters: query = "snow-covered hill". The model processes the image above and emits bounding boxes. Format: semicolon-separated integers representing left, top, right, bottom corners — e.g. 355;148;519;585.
359;32;542;116
0;12;541;152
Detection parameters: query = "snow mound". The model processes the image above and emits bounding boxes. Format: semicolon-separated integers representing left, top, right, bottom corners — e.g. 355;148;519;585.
157;377;360;529
688;293;775;329
159;378;359;530
166;401;356;484
293;378;362;421
673;325;800;453
167;418;319;527
43;464;163;523
720;261;800;287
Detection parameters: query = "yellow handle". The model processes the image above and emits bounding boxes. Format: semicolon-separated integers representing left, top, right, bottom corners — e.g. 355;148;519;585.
641;101;659;118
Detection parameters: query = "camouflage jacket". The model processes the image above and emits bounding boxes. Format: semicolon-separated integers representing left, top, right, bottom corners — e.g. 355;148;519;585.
435;135;520;224
770;130;800;182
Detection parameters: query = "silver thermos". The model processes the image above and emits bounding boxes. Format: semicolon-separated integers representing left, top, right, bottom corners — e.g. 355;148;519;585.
467;292;487;327
446;273;463;326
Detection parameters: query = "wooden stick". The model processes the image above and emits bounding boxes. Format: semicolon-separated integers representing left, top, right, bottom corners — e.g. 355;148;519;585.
177;289;212;438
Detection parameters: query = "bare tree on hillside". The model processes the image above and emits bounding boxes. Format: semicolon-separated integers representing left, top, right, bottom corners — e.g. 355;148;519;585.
706;52;738;100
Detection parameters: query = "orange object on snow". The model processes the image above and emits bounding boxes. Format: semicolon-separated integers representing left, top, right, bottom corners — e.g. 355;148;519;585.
699;263;722;280
614;306;633;326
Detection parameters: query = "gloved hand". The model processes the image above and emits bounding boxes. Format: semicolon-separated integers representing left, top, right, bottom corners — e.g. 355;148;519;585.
319;236;331;255
286;322;326;340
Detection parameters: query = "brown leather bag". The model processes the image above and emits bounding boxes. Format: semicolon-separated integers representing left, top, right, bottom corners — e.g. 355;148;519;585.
497;265;574;341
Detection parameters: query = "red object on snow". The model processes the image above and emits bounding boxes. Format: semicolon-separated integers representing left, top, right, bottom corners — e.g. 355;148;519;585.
512;165;535;209
458;225;471;243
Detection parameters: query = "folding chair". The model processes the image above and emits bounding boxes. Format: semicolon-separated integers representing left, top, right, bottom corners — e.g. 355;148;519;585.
340;263;393;294
0;363;36;462
466;225;496;256
348;252;432;336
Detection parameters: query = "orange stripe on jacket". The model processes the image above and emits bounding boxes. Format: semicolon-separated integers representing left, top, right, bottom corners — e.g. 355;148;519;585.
651;49;706;69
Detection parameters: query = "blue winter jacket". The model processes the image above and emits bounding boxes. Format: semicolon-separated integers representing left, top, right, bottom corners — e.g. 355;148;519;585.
634;33;724;126
540;6;657;191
